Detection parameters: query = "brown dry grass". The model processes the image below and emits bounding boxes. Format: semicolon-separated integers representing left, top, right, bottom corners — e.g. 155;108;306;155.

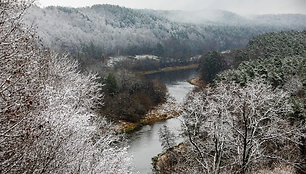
117;121;138;133
189;76;206;87
116;101;182;133
141;64;198;75
253;164;296;174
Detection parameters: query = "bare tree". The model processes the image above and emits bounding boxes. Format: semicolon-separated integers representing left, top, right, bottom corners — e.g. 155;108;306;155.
1;1;45;172
182;80;304;174
1;1;132;173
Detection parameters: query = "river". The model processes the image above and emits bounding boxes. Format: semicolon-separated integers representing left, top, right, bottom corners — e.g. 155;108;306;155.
127;68;198;174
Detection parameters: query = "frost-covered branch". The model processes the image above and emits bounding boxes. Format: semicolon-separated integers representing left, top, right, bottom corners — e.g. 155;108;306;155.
181;80;302;173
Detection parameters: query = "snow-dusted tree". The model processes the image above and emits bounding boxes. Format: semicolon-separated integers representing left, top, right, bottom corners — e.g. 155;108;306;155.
159;125;176;151
1;1;132;173
34;53;132;173
182;80;303;174
1;0;44;172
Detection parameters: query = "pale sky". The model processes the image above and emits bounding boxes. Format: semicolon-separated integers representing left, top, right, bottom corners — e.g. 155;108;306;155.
36;0;306;15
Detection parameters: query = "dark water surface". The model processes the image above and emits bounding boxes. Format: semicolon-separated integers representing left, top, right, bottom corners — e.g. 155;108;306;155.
128;68;198;173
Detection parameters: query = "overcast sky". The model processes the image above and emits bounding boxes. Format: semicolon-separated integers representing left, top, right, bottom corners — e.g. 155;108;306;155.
37;0;306;15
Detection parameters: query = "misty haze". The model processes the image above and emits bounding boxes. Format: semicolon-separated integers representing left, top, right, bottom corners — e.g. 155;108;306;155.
1;0;305;174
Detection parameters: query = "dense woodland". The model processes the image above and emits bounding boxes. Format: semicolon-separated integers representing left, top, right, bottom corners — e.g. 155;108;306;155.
155;31;306;173
99;70;167;122
25;5;306;70
199;31;306;82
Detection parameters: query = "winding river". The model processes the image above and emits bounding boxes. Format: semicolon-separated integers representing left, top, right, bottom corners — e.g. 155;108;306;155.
127;68;198;174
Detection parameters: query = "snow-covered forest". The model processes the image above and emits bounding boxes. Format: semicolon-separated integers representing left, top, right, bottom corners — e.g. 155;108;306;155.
25;4;306;63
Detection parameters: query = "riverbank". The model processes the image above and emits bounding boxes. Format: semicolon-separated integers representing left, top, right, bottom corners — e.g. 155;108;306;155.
116;101;183;133
152;143;296;174
117;68;198;133
187;76;206;87
152;143;187;173
117;76;201;133
127;67;198;173
140;64;198;75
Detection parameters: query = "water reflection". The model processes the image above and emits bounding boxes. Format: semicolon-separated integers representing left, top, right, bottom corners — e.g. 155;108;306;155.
146;68;198;103
167;81;195;104
128;68;198;173
128;118;182;174
146;68;198;85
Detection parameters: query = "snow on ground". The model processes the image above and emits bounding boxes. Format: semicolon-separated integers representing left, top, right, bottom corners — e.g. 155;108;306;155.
135;54;159;60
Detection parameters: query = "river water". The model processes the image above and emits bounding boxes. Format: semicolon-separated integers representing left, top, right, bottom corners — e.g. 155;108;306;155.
127;68;198;174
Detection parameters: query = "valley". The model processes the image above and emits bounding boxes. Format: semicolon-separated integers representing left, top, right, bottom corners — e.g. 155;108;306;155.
1;1;305;173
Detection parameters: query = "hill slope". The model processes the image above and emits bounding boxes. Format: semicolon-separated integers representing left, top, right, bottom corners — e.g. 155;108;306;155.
25;5;306;61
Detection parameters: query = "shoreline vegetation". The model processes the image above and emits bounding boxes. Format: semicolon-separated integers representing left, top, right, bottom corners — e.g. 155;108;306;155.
151;31;306;174
139;64;198;75
116;101;183;133
116;69;205;133
151;77;206;172
152;143;186;172
115;64;200;133
152;143;296;174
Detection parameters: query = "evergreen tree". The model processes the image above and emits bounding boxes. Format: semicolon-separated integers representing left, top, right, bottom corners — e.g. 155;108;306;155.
199;51;225;82
105;73;119;96
159;125;176;151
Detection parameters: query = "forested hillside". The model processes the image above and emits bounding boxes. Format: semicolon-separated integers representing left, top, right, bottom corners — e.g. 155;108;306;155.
25;5;306;67
155;30;305;173
149;9;306;27
199;31;306;82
